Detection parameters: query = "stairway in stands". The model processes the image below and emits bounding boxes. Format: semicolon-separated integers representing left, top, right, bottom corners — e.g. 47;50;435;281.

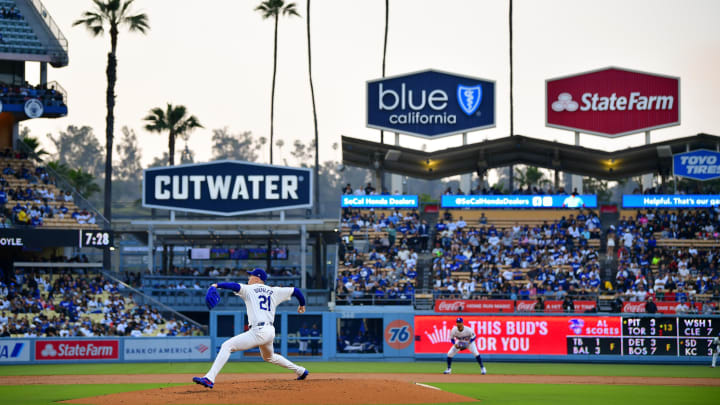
599;210;620;280
414;208;438;310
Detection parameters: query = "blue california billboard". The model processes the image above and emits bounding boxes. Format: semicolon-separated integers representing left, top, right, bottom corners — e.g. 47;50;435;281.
143;161;312;215
367;69;495;138
341;195;418;208
441;194;598;209
673;149;720;181
623;195;720;208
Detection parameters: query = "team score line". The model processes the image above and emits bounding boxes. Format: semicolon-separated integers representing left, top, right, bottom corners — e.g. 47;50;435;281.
679;338;714;356
679;318;717;337
624;337;677;356
622;317;676;337
566;337;621;355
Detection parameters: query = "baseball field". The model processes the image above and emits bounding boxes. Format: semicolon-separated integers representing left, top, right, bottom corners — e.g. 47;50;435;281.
0;361;718;405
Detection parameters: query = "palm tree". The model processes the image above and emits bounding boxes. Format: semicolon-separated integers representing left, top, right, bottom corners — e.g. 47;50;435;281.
306;0;319;215
19;136;49;161
513;166;550;190
143;103;203;166
380;0;389;144
73;0;149;227
255;0;300;164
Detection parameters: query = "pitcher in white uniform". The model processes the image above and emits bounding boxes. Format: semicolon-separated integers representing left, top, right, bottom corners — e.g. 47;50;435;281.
193;268;309;389
443;317;486;375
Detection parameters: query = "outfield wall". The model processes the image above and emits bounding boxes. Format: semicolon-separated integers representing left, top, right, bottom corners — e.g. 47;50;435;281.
1;312;717;365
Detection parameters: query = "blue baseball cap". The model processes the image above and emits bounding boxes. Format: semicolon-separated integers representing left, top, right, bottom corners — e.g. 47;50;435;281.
456;317;464;323
247;268;268;282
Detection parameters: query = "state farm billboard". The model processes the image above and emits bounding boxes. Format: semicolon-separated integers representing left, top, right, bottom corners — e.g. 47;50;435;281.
35;340;119;361
546;67;680;137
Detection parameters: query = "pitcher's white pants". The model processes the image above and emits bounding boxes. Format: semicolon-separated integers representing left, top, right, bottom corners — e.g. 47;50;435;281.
447;342;480;357
205;325;305;382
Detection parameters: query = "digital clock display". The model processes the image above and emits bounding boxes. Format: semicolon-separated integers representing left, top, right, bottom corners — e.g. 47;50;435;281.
80;230;113;247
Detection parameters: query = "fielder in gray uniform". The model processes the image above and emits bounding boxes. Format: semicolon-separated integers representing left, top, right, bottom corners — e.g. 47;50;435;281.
712;333;720;368
444;317;486;375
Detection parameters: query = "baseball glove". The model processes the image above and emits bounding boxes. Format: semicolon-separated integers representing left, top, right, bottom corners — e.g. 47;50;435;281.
205;286;220;310
455;341;469;350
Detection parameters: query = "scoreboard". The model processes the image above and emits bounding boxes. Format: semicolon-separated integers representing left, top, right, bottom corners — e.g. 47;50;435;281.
569;317;717;356
415;315;718;357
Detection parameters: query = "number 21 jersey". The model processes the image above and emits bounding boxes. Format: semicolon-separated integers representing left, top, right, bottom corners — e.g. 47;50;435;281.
235;284;294;326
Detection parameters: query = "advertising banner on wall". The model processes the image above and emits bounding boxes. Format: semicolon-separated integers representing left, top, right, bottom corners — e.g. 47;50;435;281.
341;195;418;208
441;194;597;209
123;338;212;361
673;149;720;181
35;340;119;361
367;69;495;138
546;67;680;137
515;300;598;313
435;300;515;313
622;195;720;208
622;301;703;314
143;160;313;215
0;340;30;363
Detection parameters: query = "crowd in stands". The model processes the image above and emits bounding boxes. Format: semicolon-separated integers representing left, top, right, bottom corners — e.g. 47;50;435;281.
336;208;424;304
159;266;301;278
0;82;66;108
604;209;720;312
0;6;21;20
0;268;203;338
0;149;97;227
432;211;604;301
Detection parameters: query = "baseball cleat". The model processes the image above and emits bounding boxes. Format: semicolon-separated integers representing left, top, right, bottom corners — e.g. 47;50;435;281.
193;376;214;389
443;368;452;374
481;367;487;375
297;369;309;380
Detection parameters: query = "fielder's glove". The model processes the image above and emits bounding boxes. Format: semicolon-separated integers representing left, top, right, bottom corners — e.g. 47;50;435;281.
205;286;220;310
455;341;469;350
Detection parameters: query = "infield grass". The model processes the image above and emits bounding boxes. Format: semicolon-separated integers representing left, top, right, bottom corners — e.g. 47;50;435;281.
0;383;183;405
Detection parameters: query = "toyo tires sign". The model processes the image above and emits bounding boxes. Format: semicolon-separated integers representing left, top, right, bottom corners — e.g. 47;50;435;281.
546;67;680;137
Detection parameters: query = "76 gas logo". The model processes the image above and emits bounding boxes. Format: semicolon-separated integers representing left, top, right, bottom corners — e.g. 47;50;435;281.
384;320;413;350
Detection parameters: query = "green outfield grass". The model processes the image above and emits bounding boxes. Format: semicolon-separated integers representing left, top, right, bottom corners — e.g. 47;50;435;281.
1;361;719;378
0;383;184;405
1;362;718;405
430;383;720;405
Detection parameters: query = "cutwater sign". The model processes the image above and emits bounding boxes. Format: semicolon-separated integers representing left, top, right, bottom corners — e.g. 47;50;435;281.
143;161;312;215
341;195;418;208
442;195;598;209
367;69;495;138
623;195;720;208
673;149;720;181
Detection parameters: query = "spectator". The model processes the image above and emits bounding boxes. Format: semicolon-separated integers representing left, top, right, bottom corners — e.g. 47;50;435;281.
645;297;657;314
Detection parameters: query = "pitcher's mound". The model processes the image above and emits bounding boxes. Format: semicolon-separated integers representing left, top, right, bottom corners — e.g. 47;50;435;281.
64;378;478;405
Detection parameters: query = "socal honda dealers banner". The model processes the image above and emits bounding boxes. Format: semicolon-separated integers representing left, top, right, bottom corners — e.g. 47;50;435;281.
435;299;514;313
622;301;703;314
546;67;679;137
35;340;119;361
415;315;621;355
516;300;597;313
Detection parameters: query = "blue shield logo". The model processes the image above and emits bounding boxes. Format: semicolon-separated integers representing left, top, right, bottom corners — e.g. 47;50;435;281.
457;85;482;115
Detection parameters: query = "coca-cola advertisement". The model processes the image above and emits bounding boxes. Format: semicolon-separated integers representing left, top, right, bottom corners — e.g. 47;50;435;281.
435;300;514;313
35;340;119;361
415;315;621;355
517;300;598;313
546;67;679;137
622;301;702;314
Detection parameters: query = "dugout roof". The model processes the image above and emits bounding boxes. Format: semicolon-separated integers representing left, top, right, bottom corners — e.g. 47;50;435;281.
341;133;720;180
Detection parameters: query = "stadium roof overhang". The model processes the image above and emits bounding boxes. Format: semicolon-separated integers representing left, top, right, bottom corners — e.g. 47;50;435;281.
342;133;720;181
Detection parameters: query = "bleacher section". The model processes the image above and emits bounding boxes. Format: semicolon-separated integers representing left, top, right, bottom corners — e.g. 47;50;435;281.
1;155;99;229
0;0;46;56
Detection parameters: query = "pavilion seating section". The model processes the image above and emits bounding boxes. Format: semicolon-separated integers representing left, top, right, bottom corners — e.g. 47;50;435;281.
1;156;99;229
